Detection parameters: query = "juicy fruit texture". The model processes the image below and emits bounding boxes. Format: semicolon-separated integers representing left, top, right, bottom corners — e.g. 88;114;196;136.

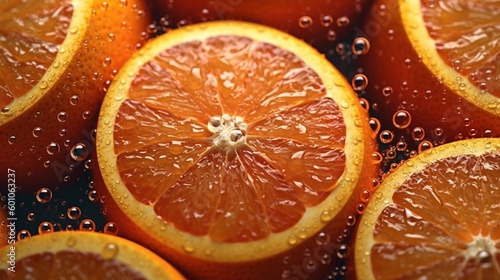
0;0;72;106
0;231;186;279
353;138;500;279
116;36;346;242
356;0;500;171
96;21;378;279
423;0;500;98
0;0;151;192
151;0;371;51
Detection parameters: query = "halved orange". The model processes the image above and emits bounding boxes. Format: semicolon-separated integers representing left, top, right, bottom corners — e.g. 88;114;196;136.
356;0;500;168
0;0;151;192
0;231;185;279
352;138;500;279
95;21;378;279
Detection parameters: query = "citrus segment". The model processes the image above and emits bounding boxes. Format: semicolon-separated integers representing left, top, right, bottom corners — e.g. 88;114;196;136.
0;231;185;279
353;138;500;279
96;20;378;279
0;0;72;106
422;1;500;97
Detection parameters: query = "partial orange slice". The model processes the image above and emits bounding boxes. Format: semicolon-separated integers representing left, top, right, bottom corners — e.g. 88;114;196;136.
0;231;185;279
95;21;378;279
0;0;151;191
356;0;500;169
353;138;500;279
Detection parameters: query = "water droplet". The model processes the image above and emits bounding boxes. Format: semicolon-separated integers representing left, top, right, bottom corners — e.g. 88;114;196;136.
346;215;357;227
70;143;89;161
67;206;81;220
287;234;298;245
371;152;383;164
336;244;350;259
103;57;112;67
351;74;368;91
360;190;371;203
100;1;109;10
326;30;337;41
102;243;119;260
183;241;195;253
88;190;99;201
8;135;17;145
69;95;79;105
36;188;52;203
39;81;48;90
119;0;128;7
418;140;433;153
298;16;313;28
32;127;43;138
2;107;10;113
27;212;35;222
17;230;31;240
320;15;333;27
369;118;381;136
411;127;425;141
107;33;115;42
57;111;68;122
79;219;96;231
404;58;411;68
351;37;370;55
396;141;407;151
392;110;411;129
38;222;54;234
46;142;60;155
82;111;91;119
66;236;77;247
320;210;333;222
356;203;366;214
104;222;119;235
316;232;330;245
379;130;394;144
336;16;350;27
69;27;78;34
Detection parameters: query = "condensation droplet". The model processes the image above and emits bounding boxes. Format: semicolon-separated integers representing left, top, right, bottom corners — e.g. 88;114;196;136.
36;188;52;203
183;241;195;253
102;243;119;260
320;210;333;222
382;86;393;97
103;57;112;67
288;234;298;245
107;33;115;42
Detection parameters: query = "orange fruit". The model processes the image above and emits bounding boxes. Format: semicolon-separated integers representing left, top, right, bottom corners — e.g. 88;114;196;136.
94;21;378;279
151;0;371;52
0;0;151;192
0;231;185;279
351;137;500;279
355;0;500;168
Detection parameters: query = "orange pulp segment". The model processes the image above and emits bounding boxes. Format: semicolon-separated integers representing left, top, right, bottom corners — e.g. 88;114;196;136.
354;138;500;279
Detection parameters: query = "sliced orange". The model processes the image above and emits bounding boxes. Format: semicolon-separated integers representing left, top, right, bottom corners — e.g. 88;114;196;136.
95;21;378;279
0;0;151;191
356;0;500;168
0;231;185;279
352;138;500;279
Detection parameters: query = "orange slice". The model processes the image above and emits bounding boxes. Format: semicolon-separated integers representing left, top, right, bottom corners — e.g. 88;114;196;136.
0;0;151;191
0;231;185;279
356;0;500;169
95;21;378;279
353;138;500;279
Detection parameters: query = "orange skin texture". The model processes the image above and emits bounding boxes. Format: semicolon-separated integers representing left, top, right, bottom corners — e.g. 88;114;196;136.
0;0;151;193
355;0;500;153
93;107;379;280
151;0;372;52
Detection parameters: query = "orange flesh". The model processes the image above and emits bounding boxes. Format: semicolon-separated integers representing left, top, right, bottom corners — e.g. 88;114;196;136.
0;251;146;279
0;0;73;107
114;35;347;242
371;153;500;279
422;0;500;97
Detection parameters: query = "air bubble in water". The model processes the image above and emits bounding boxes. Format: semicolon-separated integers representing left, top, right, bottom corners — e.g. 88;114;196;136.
351;74;368;91
17;230;31;240
67;206;81;220
32;127;43;138
70;143;89;161
392;110;412;129
36;188;52;203
104;222;119;235
79;219;96;231
57;111;68;122
38;222;54;234
298;16;313;28
351;37;370;55
46;142;60;155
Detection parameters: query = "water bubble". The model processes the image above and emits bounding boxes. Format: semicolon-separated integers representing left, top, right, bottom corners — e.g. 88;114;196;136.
46;142;60;155
298;16;313;28
371;152;383;164
88;190;99;201
67;206;81;220
32;127;43;138
336;16;350;27
411;127;425;141
59;129;67;137
351;37;370;55
36;188;52;203
8;135;17;145
119;0;127;7
1;107;10;113
70;143;89;161
27;212;35;221
379;130;394;144
316;232;330;245
360;190;371;203
356;203;366;214
100;1;109;10
351;74;368;91
346;215;357;227
104;222;119;235
404;58;411;68
287;234;298;245
418;140;433;153
69;95;79;105
392;110;412;129
304;258;318;272
57;111;68;122
320;15;333;27
38;222;54;234
396;141;407;151
79;219;96;231
17;230;31;240
336;244;350;259
326;30;337;41
107;33;116;42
